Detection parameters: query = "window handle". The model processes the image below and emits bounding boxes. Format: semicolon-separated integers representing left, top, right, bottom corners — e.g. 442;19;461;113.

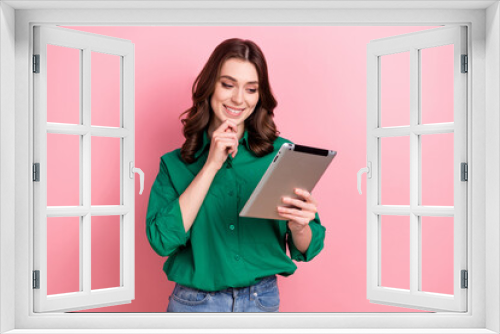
129;161;145;195
357;161;372;195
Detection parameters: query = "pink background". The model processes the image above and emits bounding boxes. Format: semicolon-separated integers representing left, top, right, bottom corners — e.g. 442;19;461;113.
45;26;454;312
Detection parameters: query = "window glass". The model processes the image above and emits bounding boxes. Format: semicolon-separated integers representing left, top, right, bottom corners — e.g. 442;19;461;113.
47;217;80;295
47;45;80;124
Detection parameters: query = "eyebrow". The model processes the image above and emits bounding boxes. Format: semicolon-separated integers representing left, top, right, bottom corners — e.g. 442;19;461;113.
220;75;259;85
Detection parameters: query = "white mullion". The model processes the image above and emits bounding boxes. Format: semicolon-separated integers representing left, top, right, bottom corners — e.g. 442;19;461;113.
373;124;454;138
366;46;380;300
375;54;382;289
372;205;411;215
414;206;455;216
91;205;129;216
91;126;129;137
46;205;129;217
417;47;424;295
376;55;382;206
373;205;454;216
413;123;454;135
79;48;84;293
82;47;92;294
410;47;419;295
46;123;130;138
120;56;124;288
122;49;135;296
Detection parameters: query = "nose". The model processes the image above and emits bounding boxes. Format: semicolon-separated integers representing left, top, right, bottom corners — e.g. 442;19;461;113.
231;88;244;105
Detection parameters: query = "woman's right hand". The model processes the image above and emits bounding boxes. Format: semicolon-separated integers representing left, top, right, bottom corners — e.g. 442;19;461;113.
204;119;239;171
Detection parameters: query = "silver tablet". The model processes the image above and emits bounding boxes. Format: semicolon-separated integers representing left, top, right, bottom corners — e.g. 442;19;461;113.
239;143;337;220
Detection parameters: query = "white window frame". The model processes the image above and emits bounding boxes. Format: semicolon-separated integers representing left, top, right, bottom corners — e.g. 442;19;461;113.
365;26;468;312
33;25;136;313
1;1;499;333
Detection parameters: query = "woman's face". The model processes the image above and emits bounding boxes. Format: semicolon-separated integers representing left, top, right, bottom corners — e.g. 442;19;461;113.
210;58;260;137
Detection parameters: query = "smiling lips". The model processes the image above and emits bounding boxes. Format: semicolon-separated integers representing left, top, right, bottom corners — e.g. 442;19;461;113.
224;104;245;117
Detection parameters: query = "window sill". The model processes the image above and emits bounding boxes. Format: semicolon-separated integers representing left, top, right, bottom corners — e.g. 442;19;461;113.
3;329;498;334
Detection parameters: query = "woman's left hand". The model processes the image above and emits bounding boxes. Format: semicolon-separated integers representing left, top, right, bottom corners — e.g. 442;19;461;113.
277;188;318;234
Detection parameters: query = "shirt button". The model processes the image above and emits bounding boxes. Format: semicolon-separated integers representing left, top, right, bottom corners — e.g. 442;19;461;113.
235;255;240;261
229;224;235;231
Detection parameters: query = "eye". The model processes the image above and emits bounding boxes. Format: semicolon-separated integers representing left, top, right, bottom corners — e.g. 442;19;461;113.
247;89;257;93
221;82;233;88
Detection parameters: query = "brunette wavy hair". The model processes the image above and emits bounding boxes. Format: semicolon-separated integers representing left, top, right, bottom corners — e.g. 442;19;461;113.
179;38;279;164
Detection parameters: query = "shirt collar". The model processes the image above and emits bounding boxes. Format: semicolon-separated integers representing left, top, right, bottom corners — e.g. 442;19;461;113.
194;128;250;160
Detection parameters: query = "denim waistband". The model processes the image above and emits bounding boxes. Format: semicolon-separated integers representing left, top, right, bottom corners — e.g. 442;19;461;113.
216;275;277;295
176;275;277;296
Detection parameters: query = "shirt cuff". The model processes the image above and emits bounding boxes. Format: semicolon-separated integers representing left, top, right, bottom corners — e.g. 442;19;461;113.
287;218;325;262
148;197;191;256
160;197;191;244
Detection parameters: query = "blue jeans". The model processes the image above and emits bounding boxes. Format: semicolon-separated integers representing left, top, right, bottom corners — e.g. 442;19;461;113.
166;275;280;312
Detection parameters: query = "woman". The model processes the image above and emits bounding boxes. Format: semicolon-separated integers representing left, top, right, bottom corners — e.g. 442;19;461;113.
146;38;326;312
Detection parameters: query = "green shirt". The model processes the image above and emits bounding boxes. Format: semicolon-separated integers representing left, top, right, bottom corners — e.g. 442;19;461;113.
146;129;326;291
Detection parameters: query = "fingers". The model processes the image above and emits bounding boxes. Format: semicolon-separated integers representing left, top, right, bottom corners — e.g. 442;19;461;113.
281;197;317;213
277;188;318;225
213;120;238;157
214;119;238;135
293;188;317;206
277;210;311;228
277;206;315;221
214;132;239;150
213;136;238;158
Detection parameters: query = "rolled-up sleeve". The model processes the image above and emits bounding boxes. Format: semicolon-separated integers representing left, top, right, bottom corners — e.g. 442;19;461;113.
146;158;191;257
287;212;325;262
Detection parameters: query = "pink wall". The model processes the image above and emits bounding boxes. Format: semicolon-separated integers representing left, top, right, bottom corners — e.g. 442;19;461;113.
46;26;455;312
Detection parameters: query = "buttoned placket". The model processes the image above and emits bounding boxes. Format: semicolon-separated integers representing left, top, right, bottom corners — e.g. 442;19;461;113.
224;155;242;265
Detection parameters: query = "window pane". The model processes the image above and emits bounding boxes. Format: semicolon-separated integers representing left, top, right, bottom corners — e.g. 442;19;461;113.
380;215;410;290
421;133;454;206
47;45;81;124
380;52;410;127
421;216;454;295
381;136;410;205
91;137;121;205
420;45;454;124
47;133;80;206
91;216;121;290
91;52;121;127
47;217;80;295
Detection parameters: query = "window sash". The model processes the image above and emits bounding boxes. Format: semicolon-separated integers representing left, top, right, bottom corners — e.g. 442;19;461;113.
366;25;468;312
32;25;136;313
